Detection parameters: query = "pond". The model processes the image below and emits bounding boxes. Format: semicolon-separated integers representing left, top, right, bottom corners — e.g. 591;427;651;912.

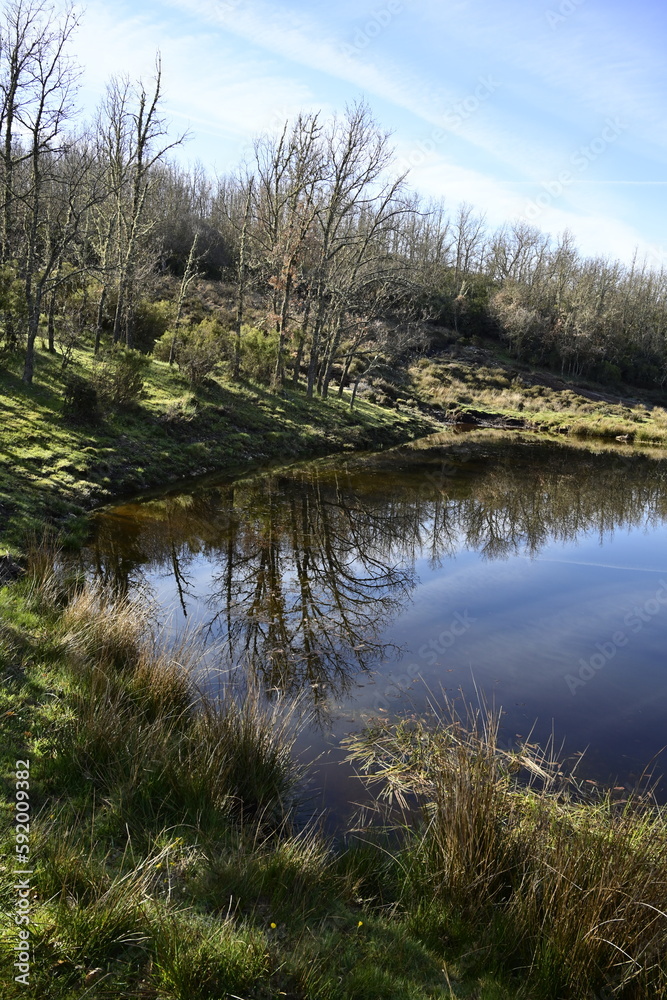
83;430;667;828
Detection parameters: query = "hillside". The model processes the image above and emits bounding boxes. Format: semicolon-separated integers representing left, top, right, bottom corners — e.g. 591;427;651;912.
0;346;433;555
363;332;667;445
6;315;667;565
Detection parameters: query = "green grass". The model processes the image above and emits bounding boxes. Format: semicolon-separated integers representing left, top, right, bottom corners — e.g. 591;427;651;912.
0;556;529;1000
0;345;433;554
345;706;667;1000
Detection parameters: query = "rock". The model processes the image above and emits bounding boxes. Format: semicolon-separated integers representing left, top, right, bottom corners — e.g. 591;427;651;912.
0;555;24;585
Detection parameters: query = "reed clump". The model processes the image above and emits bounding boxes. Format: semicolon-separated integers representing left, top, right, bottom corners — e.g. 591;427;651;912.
52;580;303;832
345;706;667;998
0;561;316;999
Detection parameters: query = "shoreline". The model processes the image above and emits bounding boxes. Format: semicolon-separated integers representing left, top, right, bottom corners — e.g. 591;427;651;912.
0;348;435;555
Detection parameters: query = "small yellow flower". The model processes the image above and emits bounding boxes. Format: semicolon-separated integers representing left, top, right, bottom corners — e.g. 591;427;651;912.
270;922;277;929
357;921;363;928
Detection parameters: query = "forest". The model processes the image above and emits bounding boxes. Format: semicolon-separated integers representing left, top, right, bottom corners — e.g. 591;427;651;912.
1;0;666;406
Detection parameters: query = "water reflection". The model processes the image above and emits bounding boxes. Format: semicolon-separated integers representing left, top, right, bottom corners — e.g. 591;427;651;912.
85;433;667;723
87;471;419;710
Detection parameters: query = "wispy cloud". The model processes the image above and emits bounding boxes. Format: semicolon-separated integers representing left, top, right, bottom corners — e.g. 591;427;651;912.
163;0;552;176
78;1;322;165
71;0;667;261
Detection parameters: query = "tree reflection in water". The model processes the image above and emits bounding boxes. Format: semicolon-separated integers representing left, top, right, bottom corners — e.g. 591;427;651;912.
85;433;667;717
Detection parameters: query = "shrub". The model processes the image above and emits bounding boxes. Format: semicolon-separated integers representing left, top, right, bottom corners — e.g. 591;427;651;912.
92;346;150;408
62;373;99;424
132;299;174;353
240;325;279;384
0;264;27;353
159;392;199;425
491;288;549;358
176;320;228;386
152;330;174;363
598;360;622;385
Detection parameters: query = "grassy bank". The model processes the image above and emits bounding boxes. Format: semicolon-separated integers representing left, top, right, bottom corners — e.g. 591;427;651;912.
5;333;667;558
405;341;667;444
0;345;433;554
1;559;666;998
0;555;522;1000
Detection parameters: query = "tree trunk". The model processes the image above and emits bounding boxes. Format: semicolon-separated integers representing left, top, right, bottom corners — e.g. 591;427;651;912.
125;281;135;348
272;269;293;390
321;317;342;399
337;352;353;398
292;297;311;388
234;180;253;379
306;327;320;398
292;332;304;387
112;280;125;343
22;293;43;385
47;290;56;353
349;373;363;409
306;290;328;398
169;234;199;365
94;285;107;355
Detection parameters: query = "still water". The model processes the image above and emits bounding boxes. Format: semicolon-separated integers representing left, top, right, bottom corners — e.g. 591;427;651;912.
84;431;667;824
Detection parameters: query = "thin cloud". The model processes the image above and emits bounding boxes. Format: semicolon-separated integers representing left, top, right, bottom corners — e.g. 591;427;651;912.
70;0;666;261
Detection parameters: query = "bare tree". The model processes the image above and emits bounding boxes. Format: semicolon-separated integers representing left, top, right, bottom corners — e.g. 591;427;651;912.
168;231;201;364
233;175;253;378
304;102;400;397
0;0;90;382
95;59;185;350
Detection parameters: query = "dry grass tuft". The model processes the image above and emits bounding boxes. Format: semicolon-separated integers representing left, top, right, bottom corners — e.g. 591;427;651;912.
345;703;667;997
34;574;305;832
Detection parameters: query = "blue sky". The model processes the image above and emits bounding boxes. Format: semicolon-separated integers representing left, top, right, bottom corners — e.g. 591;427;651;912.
73;0;666;264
